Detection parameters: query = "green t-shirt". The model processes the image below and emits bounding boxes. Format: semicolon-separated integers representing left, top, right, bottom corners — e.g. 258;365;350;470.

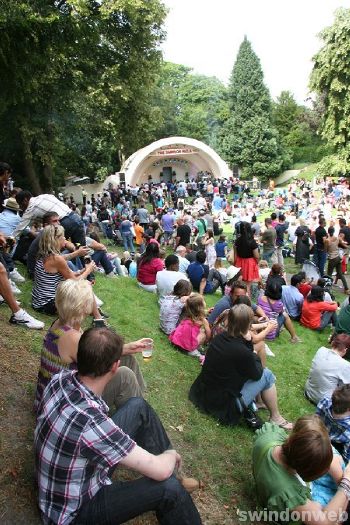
335;303;350;335
196;218;207;237
253;422;310;518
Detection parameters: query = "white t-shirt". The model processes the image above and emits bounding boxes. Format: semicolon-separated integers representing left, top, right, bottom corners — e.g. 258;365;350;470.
305;346;350;404
156;270;188;299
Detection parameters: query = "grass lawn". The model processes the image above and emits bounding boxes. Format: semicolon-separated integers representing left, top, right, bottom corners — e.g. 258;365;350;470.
0;246;346;524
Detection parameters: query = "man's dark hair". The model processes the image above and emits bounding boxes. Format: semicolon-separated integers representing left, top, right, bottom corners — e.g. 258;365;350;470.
279;214;285;222
0;162;12;176
42;211;59;226
196;250;206;264
16;190;32;206
339;218;346;227
332;384;350;415
270;212;277;220
231;281;247;293
165;254;179;269
291;274;303;287
77;327;124;377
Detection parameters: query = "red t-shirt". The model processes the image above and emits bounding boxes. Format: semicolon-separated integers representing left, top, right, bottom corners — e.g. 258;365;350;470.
299;283;312;298
300;300;337;329
137;258;164;285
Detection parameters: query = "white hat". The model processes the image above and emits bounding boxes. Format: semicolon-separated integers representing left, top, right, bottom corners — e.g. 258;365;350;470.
227;265;241;280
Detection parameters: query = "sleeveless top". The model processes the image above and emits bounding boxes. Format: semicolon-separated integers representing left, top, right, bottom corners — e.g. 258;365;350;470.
32;258;64;309
34;324;76;413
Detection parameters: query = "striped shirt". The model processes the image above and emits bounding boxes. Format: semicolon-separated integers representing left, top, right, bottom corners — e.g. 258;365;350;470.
35;370;135;525
32;258;64;309
13;194;71;237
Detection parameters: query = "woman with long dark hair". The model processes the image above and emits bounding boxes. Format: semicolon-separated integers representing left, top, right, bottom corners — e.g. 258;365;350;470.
137;242;164;292
301;285;338;331
234;221;260;296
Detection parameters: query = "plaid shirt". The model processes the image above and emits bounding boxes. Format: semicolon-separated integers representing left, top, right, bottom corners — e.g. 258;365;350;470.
316;397;350;462
13;194;71;237
34;370;135;525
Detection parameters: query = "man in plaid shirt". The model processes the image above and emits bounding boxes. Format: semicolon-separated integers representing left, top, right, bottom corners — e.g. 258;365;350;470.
35;327;201;525
316;384;350;462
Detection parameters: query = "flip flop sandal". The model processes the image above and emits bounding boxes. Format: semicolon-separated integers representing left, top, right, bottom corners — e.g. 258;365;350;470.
271;418;293;431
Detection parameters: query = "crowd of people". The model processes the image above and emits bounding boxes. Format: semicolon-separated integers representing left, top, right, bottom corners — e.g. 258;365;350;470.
3;159;350;523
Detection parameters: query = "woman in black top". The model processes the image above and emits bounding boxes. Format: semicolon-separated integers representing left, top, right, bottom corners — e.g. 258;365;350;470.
294;218;312;265
189;304;291;429
234;221;260;296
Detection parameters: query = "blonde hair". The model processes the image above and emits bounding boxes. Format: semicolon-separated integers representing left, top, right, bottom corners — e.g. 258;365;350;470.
38;225;65;258
55;280;94;326
185;293;206;322
214;258;223;269
259;260;268;269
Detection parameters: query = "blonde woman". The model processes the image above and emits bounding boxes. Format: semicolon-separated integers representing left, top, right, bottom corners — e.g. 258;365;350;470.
31;225;97;315
34;279;147;414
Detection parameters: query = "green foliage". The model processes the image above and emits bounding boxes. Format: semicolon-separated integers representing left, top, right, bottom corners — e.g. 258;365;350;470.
316;152;350;178
220;37;286;179
310;7;350;163
0;0;167;191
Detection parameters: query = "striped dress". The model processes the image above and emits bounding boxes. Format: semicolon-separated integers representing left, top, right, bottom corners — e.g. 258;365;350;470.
32;258;64;309
34;324;76;414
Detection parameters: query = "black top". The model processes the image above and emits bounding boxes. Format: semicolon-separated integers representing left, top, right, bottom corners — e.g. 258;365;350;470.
340;226;350;245
315;226;327;249
176;224;191;246
189;332;263;425
275;222;289;247
235;238;258;258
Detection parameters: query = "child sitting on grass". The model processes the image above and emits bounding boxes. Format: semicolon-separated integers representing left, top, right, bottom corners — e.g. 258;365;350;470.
169;293;211;357
159;280;193;335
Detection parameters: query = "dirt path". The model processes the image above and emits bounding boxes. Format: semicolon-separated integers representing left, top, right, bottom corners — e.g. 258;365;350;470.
0;317;236;525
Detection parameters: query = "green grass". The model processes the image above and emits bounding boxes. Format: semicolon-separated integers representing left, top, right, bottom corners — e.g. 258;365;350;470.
3;253;345;520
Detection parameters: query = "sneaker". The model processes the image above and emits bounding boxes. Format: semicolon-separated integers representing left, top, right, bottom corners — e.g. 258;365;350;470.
9;309;44;329
94;294;103;307
106;272;117;278
187;349;201;357
10;280;21;295
264;344;275;357
9;268;25;283
290;336;302;344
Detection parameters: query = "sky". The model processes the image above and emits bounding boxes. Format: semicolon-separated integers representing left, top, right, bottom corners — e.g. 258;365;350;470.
161;0;350;104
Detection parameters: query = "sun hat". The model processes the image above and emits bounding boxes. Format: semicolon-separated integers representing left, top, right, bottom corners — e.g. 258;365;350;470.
4;197;19;211
226;265;241;280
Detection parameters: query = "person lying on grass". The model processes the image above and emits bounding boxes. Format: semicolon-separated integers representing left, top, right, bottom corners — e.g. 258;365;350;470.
34;279;147;415
189;304;292;429
253;414;350;525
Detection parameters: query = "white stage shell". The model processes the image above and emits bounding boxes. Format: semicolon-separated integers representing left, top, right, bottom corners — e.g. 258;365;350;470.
121;137;231;185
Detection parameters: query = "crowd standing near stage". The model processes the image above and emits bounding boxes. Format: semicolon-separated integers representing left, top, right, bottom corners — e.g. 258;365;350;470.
3;159;350;523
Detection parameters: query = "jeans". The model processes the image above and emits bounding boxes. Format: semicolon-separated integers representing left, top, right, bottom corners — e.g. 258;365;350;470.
60;212;86;246
92;251;114;275
240;368;276;406
122;232;135;252
315;310;338;331
313;248;327;277
262;249;277;265
207;268;225;294
73;398;201;525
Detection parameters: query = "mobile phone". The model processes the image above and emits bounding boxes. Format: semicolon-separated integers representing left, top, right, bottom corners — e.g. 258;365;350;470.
84;255;92;264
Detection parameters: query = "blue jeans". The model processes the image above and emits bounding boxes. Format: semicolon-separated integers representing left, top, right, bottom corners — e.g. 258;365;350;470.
122;232;135;252
92;251;114;275
73;398;201;525
262;249;276;265
313;248;327;277
240;368;276;406
60;212;86;246
315;310;338;331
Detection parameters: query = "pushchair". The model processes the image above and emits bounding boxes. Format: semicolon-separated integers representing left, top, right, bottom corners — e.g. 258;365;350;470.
302;260;334;298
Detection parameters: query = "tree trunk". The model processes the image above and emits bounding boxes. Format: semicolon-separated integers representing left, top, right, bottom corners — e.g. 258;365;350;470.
19;129;41;195
42;163;53;192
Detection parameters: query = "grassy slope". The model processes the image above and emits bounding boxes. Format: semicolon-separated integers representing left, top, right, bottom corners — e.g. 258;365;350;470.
2;252;341;519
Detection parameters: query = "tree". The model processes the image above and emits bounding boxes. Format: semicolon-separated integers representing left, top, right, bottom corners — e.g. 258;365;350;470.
0;0;167;192
220;37;285;179
310;7;350;169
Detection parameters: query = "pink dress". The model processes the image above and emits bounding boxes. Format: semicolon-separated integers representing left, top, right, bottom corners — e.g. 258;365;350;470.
169;319;201;351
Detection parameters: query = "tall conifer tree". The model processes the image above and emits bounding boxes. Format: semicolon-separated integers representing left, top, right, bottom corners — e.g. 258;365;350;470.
220;37;284;179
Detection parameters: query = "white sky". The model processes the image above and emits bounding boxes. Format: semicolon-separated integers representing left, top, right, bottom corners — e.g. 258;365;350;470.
161;0;350;104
